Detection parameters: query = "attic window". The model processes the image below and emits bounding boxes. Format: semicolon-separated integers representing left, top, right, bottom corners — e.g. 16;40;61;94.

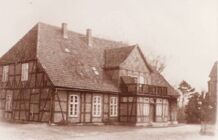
92;67;99;75
64;48;70;53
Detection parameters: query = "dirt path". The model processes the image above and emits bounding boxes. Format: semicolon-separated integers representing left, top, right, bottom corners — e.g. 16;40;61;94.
0;122;216;140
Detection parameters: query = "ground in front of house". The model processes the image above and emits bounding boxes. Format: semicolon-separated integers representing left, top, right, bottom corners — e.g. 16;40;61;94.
0;121;217;140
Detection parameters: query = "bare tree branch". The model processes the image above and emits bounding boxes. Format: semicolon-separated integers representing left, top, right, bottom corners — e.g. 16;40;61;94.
148;54;166;73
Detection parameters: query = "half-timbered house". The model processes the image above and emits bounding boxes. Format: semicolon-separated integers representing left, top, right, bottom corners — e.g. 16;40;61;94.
0;22;178;126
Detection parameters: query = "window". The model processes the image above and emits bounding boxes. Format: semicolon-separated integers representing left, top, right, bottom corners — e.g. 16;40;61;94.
5;92;12;111
2;65;9;82
110;97;118;117
64;48;70;53
122;97;128;102
92;67;99;75
21;63;29;81
156;104;162;116
138;75;145;84
163;99;169;117
156;99;163;116
128;97;134;102
93;96;102;117
143;98;149;116
69;95;79;117
162;87;167;95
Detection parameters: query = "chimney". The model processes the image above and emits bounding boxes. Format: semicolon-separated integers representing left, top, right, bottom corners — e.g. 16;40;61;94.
62;23;68;39
86;28;92;47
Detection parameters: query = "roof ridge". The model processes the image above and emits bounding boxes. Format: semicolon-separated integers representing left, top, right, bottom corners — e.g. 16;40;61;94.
36;22;127;46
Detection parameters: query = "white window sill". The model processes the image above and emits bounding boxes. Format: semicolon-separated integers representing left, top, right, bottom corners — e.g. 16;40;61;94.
68;115;79;118
110;115;118;117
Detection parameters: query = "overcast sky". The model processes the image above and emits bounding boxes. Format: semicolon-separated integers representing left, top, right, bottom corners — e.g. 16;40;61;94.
0;0;217;91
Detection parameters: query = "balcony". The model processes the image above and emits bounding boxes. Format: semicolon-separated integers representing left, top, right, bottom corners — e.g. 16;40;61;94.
121;83;168;96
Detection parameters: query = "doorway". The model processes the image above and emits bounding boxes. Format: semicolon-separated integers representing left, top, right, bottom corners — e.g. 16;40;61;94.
149;103;155;122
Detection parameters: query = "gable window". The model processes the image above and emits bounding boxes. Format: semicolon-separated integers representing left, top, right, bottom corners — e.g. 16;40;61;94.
21;63;29;81
69;95;79;117
110;97;118;117
5;92;13;111
2;65;9;82
93;96;102;117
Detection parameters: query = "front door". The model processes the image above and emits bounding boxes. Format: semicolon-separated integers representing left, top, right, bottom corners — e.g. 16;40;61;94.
149;104;155;122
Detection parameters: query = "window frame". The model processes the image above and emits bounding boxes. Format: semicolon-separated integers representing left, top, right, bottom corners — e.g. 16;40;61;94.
110;97;118;117
92;95;102;117
162;99;169;117
2;65;9;82
156;98;163;116
5;92;13;111
143;98;150;116
138;75;145;84
92;67;99;75
68;94;80;117
21;63;29;81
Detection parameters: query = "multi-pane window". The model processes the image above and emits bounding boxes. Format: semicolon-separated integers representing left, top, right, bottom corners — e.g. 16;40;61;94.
21;63;29;81
163;99;169;117
156;98;163;116
5;92;12;111
93;96;102;117
110;97;118;117
2;65;9;82
69;95;79;117
143;98;149;116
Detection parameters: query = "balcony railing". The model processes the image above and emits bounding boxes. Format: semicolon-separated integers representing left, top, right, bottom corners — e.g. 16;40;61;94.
122;83;168;96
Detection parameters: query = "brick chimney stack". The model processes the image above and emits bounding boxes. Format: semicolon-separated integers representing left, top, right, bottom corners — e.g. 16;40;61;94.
62;23;68;39
86;29;92;47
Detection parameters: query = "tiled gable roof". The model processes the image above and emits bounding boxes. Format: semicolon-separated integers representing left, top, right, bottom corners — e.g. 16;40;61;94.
36;23;127;92
0;26;37;64
0;22;178;96
104;45;135;68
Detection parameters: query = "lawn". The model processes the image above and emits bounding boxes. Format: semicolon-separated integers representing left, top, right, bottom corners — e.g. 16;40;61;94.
0;121;216;140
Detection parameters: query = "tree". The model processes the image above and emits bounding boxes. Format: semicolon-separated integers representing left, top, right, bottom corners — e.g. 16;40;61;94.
177;81;195;123
148;55;166;73
185;92;202;123
178;80;195;108
200;92;216;124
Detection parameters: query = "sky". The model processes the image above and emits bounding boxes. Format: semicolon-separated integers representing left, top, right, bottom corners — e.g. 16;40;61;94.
0;0;217;91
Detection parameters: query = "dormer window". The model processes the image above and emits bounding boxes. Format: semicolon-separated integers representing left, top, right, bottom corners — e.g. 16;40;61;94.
2;65;9;82
92;67;99;75
64;48;70;53
21;63;29;81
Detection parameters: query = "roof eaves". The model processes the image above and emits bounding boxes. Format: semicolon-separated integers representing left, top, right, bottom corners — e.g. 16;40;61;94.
54;86;120;94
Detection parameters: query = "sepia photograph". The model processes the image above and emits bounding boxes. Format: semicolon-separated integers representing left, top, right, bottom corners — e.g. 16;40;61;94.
0;0;217;140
